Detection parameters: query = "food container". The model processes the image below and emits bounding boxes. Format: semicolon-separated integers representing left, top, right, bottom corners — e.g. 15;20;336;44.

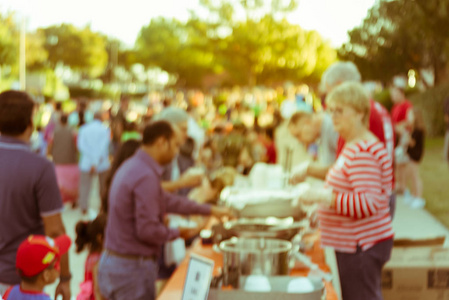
218;237;293;288
222;218;308;241
219;187;303;219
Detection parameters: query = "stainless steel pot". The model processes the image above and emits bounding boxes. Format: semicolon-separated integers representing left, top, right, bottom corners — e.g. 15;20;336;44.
219;237;292;288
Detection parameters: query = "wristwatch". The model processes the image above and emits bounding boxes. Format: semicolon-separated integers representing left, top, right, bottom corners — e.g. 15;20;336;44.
60;273;72;282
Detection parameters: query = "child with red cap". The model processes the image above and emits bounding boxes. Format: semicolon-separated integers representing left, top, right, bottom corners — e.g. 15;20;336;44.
2;235;71;300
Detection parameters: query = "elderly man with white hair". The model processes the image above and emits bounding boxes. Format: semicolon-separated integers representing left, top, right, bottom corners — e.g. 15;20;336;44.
290;61;396;216
156;107;204;194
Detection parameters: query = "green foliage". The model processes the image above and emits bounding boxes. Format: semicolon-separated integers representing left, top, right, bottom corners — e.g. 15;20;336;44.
340;0;449;84
409;83;449;137
136;13;336;88
40;24;108;77
68;86;106;99
222;16;336;85
26;31;48;70
373;89;393;112
0;13;18;66
136;17;222;88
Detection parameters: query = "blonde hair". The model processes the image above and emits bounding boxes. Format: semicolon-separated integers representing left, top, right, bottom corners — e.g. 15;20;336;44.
326;81;370;126
288;111;312;126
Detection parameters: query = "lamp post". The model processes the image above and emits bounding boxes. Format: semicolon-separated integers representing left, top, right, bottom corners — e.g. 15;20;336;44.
19;15;26;90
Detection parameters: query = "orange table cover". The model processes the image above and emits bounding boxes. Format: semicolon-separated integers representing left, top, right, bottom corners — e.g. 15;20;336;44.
157;231;338;300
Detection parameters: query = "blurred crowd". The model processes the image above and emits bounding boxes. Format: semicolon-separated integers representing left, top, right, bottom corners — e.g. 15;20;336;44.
0;60;429;300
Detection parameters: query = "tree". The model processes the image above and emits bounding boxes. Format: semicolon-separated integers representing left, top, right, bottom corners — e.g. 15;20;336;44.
199;0;298;22
40;24;108;77
339;0;449;85
217;15;336;86
26;30;48;71
136;17;219;88
0;12;18;67
135;1;335;88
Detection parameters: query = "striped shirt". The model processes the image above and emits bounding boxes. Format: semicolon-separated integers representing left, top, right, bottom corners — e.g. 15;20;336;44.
319;140;394;253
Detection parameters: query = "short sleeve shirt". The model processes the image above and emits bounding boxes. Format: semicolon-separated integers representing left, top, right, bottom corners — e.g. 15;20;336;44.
0;136;63;284
391;100;413;125
3;285;51;300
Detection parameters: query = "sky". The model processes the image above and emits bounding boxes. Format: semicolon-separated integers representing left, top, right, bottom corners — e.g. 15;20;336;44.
0;0;376;48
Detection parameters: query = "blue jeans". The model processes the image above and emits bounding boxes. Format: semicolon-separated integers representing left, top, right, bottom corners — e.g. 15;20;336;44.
98;251;158;300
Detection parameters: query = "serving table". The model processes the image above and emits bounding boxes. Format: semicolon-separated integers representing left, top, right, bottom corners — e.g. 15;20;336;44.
157;219;339;300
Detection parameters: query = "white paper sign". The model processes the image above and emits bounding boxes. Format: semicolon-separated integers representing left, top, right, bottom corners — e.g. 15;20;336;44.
181;253;215;300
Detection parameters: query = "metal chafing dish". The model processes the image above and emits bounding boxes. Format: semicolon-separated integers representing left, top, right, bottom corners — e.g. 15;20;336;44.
210;217;309;245
223;217;308;240
219;186;305;219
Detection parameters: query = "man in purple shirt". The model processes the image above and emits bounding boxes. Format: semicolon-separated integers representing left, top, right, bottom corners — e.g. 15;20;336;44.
98;120;230;300
0;91;71;299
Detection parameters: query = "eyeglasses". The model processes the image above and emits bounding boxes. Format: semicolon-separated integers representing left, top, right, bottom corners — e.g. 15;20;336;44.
327;107;344;116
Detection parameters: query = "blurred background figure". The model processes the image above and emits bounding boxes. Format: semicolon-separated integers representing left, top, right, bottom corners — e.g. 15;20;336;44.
262;126;277;164
405;108;426;208
69;99;94;129
101;139;141;214
49;114;79;206
444;96;449;164
390;77;414;197
75;214;107;300
77;112;111;215
109;96;130;156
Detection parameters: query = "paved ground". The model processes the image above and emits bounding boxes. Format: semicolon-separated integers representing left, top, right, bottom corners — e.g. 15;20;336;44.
47;177;102;299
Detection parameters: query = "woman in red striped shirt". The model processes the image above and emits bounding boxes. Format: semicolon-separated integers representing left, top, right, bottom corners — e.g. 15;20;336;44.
297;82;394;300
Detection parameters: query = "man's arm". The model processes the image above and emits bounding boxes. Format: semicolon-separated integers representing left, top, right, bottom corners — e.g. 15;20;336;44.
161;172;203;192
307;162;331;180
165;191;211;216
43;214;70;300
290;161;331;184
161;180;184;192
36;163;70;300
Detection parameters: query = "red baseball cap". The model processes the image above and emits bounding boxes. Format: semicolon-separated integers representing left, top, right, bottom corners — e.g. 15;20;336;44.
16;235;72;277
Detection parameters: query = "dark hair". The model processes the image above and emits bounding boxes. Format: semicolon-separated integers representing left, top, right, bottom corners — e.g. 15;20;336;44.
0;90;34;136
162;98;172;108
75;213;107;254
60;114;68;125
142;120;174;146
265;126;275;140
18;270;41;284
203;139;213;149
101;139;141;213
124;121;137;132
180;137;195;157
213;126;224;134
78;99;87;127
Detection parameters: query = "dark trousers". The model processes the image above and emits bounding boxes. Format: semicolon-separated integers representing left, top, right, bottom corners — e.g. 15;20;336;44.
336;238;393;300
